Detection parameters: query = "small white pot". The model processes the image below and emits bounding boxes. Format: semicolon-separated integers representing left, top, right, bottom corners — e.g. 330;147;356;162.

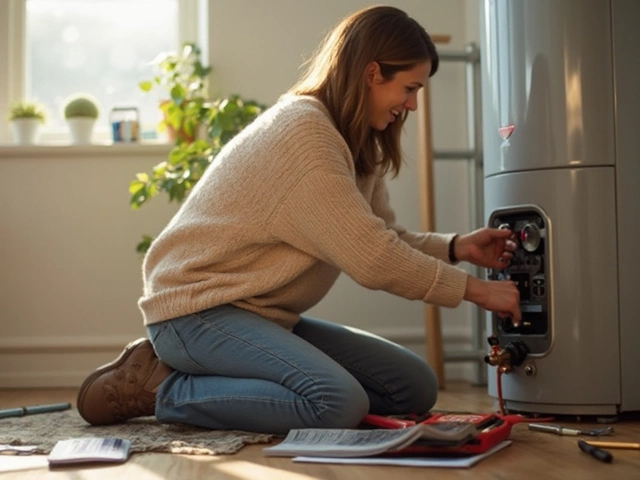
10;118;42;145
67;117;96;145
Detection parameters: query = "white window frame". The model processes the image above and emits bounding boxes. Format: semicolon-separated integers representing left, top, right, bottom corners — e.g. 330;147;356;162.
0;0;207;145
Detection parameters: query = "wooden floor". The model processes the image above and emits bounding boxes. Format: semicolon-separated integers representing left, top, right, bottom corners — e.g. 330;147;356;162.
1;383;639;479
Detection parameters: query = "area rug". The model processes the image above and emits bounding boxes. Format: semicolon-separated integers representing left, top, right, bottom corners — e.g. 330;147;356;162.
0;409;274;455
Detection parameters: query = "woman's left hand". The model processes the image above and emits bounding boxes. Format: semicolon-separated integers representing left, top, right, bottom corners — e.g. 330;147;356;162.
455;228;517;269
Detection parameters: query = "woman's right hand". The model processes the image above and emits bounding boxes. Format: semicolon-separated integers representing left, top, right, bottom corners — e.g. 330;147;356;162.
463;275;521;324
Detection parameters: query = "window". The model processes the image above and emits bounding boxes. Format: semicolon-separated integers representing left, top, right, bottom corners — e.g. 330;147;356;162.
2;0;202;144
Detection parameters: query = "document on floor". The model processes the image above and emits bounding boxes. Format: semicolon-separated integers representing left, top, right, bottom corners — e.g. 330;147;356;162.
47;437;131;466
292;440;512;468
262;422;478;458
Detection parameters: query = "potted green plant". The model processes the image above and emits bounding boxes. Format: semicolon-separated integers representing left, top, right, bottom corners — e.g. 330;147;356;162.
8;100;47;145
62;93;100;144
131;42;267;254
139;42;212;143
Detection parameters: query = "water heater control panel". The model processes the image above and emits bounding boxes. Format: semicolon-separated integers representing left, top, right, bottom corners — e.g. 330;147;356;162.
488;207;551;354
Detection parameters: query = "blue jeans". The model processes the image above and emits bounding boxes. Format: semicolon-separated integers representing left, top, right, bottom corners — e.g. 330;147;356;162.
147;304;437;434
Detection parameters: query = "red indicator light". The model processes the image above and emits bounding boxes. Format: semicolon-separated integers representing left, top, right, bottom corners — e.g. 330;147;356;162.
498;125;515;140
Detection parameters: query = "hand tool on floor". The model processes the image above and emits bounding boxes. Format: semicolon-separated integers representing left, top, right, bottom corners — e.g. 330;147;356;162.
0;402;71;419
528;423;614;436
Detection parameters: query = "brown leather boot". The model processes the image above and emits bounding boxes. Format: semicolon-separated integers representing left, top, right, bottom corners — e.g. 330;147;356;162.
76;338;173;425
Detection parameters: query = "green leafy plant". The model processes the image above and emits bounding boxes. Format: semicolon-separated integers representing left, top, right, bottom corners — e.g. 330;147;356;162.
130;43;267;254
63;94;100;119
8;100;47;123
139;42;212;143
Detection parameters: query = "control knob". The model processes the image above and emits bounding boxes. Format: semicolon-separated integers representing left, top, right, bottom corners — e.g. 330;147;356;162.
520;223;541;252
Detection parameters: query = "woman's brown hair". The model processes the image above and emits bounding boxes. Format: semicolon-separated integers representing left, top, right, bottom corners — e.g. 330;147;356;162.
289;5;439;177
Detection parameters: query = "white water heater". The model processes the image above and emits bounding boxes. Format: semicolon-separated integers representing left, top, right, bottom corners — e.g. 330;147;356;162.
481;0;640;417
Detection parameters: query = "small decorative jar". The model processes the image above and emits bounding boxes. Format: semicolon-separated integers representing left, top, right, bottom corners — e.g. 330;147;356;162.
110;107;140;143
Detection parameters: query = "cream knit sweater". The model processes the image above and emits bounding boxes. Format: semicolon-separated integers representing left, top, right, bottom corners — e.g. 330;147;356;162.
139;95;468;329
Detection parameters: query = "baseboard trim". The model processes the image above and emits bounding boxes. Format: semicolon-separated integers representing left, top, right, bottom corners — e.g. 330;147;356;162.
0;371;89;389
368;326;472;344
0;327;475;388
0;328;472;353
0;334;142;354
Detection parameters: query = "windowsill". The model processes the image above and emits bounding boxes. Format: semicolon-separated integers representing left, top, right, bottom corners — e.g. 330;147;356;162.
0;141;173;159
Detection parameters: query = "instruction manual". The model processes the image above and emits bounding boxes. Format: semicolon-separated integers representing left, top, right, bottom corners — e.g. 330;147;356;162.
293;440;512;468
263;422;477;458
47;437;131;466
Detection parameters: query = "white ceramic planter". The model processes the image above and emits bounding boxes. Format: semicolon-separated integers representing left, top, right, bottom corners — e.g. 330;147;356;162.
10;118;41;145
67;117;96;145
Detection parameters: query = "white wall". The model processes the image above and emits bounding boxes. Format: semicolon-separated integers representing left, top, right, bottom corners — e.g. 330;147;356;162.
0;0;482;387
0;145;179;387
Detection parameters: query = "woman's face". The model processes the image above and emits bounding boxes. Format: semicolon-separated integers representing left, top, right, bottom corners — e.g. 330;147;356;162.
366;61;431;131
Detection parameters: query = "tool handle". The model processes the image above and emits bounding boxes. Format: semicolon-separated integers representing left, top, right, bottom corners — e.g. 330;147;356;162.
23;402;71;415
578;440;613;463
0;408;25;419
586;441;640;450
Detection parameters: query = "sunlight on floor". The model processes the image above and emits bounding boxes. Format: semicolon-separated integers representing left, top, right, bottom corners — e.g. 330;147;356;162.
0;456;49;474
215;460;318;480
